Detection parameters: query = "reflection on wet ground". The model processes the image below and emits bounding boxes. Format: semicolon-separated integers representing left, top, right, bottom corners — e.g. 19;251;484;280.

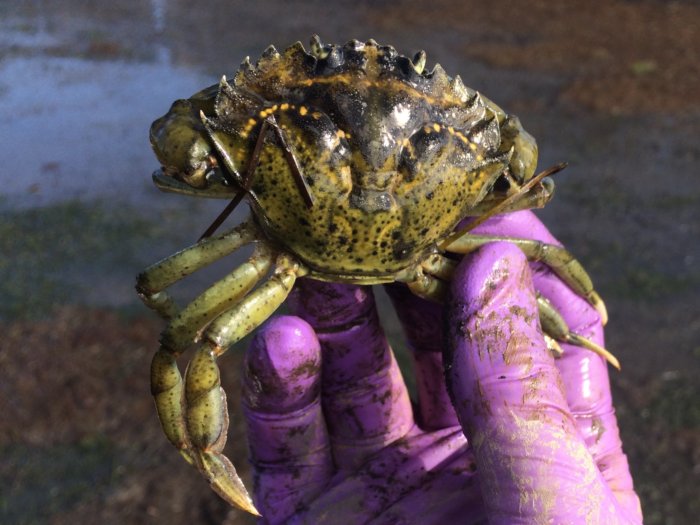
1;1;698;524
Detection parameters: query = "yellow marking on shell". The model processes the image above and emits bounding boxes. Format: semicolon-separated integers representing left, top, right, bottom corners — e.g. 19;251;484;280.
336;129;346;139
455;132;469;144
235;148;247;165
299;106;308;116
330;164;352;189
476;154;484;162
432;123;441;132
401;138;416;163
293;75;464;108
469;142;478;151
280;103;290;111
312;111;322;119
395;175;425;194
241;117;259;139
299;76;353;88
423;126;432;133
401;138;416;161
448;126;455;134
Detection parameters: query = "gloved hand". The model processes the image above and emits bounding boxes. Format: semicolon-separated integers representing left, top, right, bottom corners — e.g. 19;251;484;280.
241;210;643;524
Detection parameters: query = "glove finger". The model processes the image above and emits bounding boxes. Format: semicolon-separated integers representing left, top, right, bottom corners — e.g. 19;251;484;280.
382;209;604;433
287;279;414;471
471;212;641;519
289;427;479;524
446;242;631;523
470;211;613;417
242;315;332;523
384;283;460;430
475;210;641;520
529;269;642;520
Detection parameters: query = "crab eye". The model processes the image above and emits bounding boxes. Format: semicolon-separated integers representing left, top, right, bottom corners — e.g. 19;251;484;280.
205;169;230;186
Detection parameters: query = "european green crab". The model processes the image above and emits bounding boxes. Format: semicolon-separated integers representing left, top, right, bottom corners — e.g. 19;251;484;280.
136;37;618;515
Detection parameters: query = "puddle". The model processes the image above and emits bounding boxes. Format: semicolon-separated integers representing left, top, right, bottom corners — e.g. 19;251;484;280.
0;55;210;208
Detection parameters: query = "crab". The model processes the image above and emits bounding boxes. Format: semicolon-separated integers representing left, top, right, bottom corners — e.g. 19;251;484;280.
136;37;618;516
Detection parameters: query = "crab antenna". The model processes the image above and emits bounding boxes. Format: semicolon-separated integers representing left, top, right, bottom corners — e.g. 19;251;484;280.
268;115;315;208
198;118;272;240
440;162;567;247
198;113;315;240
198;191;247;241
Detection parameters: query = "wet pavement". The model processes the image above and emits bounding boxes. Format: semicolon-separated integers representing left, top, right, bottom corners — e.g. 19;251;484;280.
1;1;699;523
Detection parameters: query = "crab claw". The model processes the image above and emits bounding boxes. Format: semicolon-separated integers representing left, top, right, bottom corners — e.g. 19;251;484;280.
197;450;260;515
587;290;609;326
185;346;260;515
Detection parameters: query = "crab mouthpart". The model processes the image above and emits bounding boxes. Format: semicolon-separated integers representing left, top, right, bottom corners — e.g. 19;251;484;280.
152;169;238;198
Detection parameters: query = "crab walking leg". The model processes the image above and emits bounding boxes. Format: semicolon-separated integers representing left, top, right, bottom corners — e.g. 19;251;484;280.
182;254;307;514
405;255;618;367
160;244;273;352
421;253;458;281
150;246;275;467
136;219;258;319
399;254;455;301
151;348;195;465
443;233;608;325
536;294;621;370
405;270;447;302
466;176;555;216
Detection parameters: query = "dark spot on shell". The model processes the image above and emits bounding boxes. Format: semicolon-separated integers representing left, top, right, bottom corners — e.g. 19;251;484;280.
392;239;415;261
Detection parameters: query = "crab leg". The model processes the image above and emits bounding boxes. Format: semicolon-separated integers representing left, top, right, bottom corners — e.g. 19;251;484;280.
442;233;608;325
406;270;447;301
536;294;620;370
397;253;454;300
181;253;307;514
150;246;274;464
466;176;555;217
136;219;258;319
160;244;273;352
421;252;458;281
406;251;619;368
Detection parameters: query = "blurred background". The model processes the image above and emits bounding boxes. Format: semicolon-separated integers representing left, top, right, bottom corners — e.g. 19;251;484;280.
1;0;698;523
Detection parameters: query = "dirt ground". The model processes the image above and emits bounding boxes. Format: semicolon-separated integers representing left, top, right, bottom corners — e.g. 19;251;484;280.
1;1;698;524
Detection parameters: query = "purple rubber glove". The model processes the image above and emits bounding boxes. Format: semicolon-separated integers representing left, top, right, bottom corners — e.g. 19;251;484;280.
242;210;643;524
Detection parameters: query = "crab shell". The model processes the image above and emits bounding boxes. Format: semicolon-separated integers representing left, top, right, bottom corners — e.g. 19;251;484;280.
149;37;541;282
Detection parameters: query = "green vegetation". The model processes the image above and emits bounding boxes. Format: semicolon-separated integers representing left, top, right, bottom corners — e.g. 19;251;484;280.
0;437;117;524
0;201;162;319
